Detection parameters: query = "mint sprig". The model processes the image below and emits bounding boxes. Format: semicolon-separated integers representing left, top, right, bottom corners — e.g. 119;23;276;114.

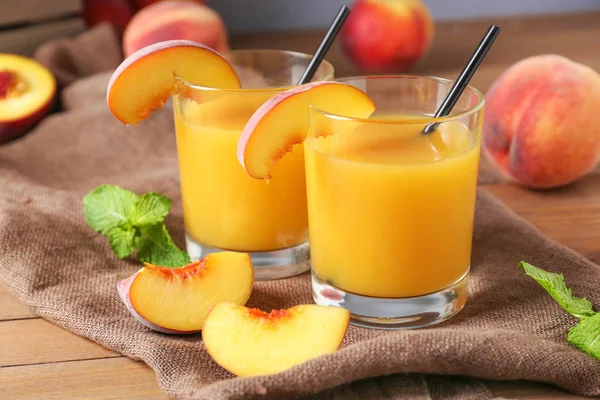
519;261;599;359
84;185;190;268
568;314;600;359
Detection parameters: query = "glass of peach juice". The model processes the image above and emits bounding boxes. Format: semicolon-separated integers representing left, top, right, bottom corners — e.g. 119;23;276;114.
172;50;334;280
306;75;484;329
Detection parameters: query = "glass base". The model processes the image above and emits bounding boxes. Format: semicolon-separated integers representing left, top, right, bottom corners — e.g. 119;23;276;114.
312;270;469;330
186;234;310;281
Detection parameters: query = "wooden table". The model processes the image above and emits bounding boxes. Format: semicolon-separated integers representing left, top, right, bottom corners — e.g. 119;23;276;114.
2;12;599;400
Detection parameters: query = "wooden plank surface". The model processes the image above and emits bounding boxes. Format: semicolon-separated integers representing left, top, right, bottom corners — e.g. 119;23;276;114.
0;357;168;400
0;319;119;367
0;285;36;321
2;11;600;400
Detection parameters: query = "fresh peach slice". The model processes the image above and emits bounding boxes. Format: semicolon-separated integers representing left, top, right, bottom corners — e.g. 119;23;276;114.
237;81;376;180
0;54;56;143
107;40;240;125
202;303;350;376
117;252;253;334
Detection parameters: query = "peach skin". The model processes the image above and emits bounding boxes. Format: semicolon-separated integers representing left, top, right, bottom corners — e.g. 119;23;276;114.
341;0;433;72
484;55;600;188
132;0;206;9
83;0;134;33
123;1;228;57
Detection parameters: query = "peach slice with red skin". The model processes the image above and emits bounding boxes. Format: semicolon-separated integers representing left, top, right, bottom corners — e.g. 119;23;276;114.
0;54;56;144
237;81;376;180
107;40;240;125
202;302;350;376
117;252;253;334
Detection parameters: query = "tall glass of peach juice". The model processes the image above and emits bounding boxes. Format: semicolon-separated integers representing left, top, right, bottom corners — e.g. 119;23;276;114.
306;75;484;329
173;50;334;280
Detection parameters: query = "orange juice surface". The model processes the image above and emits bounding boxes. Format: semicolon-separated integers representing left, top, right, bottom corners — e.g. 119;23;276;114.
305;116;481;298
174;91;308;252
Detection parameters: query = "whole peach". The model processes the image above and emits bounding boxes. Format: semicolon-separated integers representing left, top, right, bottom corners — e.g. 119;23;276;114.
341;0;434;72
83;0;134;34
123;1;229;57
130;0;205;10
484;55;600;189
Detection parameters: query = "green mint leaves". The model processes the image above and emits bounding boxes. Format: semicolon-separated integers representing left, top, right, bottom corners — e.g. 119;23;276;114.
83;185;138;234
519;262;595;319
83;185;190;268
136;224;191;268
568;314;600;359
519;261;599;360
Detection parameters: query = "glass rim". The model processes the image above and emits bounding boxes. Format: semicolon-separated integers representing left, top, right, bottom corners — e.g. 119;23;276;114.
310;74;485;125
174;48;335;94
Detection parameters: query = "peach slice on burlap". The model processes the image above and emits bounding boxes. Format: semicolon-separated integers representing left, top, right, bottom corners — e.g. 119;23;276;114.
202;302;350;376
117;252;254;334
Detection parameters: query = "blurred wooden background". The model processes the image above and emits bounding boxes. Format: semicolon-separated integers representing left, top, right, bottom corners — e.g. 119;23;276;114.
0;0;83;56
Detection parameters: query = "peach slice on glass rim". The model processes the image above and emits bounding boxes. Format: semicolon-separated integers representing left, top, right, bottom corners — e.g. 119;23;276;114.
237;81;376;180
202;302;350;376
107;40;240;125
117;252;253;334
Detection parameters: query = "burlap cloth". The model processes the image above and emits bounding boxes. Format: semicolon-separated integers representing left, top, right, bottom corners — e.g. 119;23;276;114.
1;25;599;400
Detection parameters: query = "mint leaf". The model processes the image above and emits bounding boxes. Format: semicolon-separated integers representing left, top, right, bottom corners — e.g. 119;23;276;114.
130;193;171;226
519;261;595;320
137;223;190;268
83;185;137;234
569;313;600;359
83;185;190;267
107;227;136;258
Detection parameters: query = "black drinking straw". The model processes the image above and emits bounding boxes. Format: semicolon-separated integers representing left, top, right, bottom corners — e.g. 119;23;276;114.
423;24;501;134
297;5;351;85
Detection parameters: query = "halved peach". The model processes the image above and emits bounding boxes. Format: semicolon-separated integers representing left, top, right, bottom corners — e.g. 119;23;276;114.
107;40;240;125
202;303;350;376
117;252;253;334
0;54;56;143
237;81;376;180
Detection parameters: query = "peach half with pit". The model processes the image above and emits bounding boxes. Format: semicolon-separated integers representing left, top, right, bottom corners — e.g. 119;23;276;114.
0;54;56;144
237;81;376;180
117;252;254;334
202;303;350;376
107;40;240;125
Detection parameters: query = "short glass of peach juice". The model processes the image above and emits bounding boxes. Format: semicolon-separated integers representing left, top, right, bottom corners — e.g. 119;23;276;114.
172;50;334;280
306;75;484;329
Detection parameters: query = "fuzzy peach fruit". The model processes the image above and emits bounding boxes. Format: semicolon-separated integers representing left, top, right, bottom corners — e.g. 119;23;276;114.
131;0;206;10
83;0;134;34
107;40;240;125
237;81;376;180
341;0;434;72
483;55;600;189
117;252;254;334
123;1;228;57
0;54;55;144
202;303;350;376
